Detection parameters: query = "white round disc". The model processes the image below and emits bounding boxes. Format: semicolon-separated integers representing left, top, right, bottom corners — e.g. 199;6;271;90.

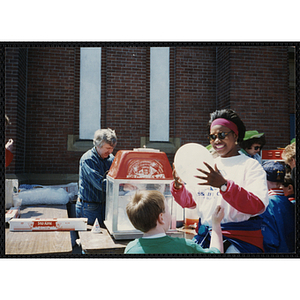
174;143;214;186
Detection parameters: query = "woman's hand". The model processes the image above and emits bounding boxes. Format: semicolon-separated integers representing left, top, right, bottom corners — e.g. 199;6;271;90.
172;163;184;190
195;162;227;188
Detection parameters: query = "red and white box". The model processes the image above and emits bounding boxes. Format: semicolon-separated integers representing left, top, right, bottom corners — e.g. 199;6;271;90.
9;218;88;231
5;207;20;223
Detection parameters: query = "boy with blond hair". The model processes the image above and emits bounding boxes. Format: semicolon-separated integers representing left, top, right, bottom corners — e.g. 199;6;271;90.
125;190;224;254
282;142;296;182
282;142;296;170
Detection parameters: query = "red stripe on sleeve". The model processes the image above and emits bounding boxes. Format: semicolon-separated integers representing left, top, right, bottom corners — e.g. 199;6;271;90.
221;180;265;215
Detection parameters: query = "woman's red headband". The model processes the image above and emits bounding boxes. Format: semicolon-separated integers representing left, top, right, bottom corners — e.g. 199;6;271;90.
210;118;239;136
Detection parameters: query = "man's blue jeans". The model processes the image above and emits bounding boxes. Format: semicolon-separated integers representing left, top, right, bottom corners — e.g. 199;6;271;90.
75;200;105;226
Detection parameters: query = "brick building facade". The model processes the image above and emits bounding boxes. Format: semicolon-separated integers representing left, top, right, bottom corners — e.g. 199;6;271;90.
4;44;296;184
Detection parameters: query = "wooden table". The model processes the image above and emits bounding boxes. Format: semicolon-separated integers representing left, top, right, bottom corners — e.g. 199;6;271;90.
5;205;73;255
176;227;197;240
78;225;129;254
78;226;191;255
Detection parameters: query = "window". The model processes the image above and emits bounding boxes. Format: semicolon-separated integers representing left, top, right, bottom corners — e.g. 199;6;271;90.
150;47;170;142
79;47;101;140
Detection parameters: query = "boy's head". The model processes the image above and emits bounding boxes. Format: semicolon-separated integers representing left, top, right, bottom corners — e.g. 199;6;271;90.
126;190;171;233
282;142;296;169
263;161;286;190
282;174;295;197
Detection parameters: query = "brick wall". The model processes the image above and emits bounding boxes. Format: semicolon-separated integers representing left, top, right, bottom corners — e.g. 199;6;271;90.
4;45;294;183
73;48;80;137
5;48;18;173
215;46;291;149
104;47;148;152
5;48;27;174
288;48;296;114
216;47;231;109
229;46;290;149
174;47;217;146
25;47;81;174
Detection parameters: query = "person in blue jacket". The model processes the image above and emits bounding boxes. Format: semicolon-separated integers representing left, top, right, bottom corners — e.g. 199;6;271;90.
76;128;117;226
261;161;295;253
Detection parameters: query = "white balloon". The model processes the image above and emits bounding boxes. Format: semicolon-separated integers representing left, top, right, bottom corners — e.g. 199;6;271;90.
174;143;214;186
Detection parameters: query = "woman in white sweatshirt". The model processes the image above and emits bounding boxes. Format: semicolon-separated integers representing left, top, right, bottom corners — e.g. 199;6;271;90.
171;109;269;253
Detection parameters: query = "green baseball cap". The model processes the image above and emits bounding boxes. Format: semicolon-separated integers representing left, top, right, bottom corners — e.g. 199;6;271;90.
243;130;264;141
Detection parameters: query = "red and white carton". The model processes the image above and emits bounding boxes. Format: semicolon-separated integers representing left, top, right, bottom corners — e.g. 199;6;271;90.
9;217;87;231
262;149;284;161
5;207;20;223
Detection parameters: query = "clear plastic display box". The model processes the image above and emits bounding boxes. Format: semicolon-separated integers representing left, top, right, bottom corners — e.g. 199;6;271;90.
105;148;183;240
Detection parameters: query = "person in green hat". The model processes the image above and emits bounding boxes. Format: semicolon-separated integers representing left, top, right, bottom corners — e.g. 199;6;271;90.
239;130;266;164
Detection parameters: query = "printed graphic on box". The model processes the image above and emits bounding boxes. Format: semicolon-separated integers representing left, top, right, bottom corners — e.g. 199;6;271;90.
10;218;87;231
126;160;165;179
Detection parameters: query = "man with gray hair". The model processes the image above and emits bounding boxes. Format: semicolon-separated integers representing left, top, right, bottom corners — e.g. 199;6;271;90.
76;128;117;225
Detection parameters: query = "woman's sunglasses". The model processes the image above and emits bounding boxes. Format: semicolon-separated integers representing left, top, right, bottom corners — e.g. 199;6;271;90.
209;131;233;141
